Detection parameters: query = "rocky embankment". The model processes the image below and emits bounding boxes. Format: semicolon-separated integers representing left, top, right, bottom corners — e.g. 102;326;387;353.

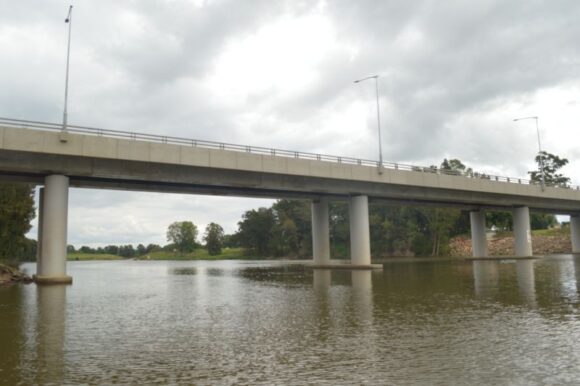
0;263;33;285
449;234;572;257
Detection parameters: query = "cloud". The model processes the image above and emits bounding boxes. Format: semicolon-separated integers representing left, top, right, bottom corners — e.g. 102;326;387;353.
6;0;580;245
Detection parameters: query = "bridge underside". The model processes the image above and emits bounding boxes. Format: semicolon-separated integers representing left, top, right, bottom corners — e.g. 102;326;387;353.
1;150;579;215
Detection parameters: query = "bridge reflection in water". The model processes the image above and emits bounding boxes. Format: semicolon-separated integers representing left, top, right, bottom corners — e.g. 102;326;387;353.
2;258;580;384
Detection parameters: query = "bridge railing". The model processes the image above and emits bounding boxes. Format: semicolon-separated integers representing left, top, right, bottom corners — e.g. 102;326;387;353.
1;116;578;191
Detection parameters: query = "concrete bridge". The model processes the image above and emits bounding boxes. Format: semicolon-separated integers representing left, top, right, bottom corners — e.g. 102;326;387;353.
1;117;580;283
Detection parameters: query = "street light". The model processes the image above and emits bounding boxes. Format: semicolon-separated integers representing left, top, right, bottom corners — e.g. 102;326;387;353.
514;116;545;190
354;75;383;172
61;5;73;142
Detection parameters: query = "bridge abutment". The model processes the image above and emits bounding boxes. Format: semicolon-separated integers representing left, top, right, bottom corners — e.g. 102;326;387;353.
470;210;488;257
349;195;371;266
513;206;533;257
311;198;331;265
34;175;72;285
571;215;580;253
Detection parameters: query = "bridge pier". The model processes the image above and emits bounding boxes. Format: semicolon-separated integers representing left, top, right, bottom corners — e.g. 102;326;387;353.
349;195;371;266
571;215;580;254
34;175;72;284
470;210;488;257
513;206;533;257
36;187;45;274
311;198;331;265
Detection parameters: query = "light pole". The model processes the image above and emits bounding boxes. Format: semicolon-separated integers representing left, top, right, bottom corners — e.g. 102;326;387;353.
61;5;73;142
514;116;545;190
354;75;383;172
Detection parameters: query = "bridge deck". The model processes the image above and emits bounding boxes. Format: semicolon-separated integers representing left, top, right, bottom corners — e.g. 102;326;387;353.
1;119;579;214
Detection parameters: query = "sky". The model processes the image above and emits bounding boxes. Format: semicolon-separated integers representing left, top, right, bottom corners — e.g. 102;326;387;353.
1;0;579;247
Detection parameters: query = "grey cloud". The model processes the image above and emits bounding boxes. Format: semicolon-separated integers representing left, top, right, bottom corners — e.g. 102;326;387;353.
9;0;580;245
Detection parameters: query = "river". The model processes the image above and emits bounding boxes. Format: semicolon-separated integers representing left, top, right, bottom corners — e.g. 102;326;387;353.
1;257;580;385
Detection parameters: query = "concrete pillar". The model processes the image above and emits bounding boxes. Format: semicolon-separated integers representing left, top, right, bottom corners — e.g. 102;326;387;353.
513;206;533;257
349;195;371;266
571;215;580;254
36;187;44;274
469;210;487;258
36;175;72;284
311;198;330;265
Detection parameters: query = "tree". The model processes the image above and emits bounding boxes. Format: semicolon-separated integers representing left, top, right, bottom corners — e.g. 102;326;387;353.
440;159;473;176
104;245;119;255
118;244;135;257
145;244;161;253
529;151;570;187
236;208;276;256
0;183;35;263
530;213;558;230
166;221;198;253
136;244;147;256
203;223;225;256
271;200;312;257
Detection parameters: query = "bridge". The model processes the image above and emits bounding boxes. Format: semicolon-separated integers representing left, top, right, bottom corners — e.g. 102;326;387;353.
1;117;580;283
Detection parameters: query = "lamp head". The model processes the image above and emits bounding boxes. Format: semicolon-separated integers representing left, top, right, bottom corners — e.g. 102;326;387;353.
65;5;72;23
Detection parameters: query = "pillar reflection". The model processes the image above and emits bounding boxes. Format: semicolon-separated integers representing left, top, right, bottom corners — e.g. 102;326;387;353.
574;257;580;295
351;270;373;324
473;260;500;297
36;285;67;385
313;269;331;293
516;260;537;305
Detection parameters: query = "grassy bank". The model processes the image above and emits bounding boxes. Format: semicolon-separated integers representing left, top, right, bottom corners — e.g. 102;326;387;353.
67;253;121;261
138;247;247;260
66;247;249;261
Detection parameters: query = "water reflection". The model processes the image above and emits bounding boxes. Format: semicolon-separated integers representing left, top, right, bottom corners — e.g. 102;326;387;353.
170;267;197;275
516;260;537;305
351;270;373;324
36;285;66;385
4;259;580;385
472;260;500;297
312;269;331;292
575;257;580;294
0;286;26;384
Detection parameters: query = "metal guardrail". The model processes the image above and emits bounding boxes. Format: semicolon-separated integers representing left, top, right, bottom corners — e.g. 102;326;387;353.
1;116;578;191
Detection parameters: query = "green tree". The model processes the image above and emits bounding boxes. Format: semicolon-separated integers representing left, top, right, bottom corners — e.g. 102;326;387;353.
529;151;570;187
145;244;161;253
203;222;225;256
236;208;276;256
118;244;135;257
271;200;312;257
486;211;513;231
167;221;198;253
0;183;35;263
136;244;147;255
440;158;473;176
530;213;558;230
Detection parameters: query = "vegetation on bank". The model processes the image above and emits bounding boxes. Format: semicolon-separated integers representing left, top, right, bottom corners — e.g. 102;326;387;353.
67;252;121;261
66;247;248;261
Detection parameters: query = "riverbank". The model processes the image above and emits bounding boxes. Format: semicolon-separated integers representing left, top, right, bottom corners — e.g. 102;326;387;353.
67;247;249;261
449;228;572;257
0;263;33;285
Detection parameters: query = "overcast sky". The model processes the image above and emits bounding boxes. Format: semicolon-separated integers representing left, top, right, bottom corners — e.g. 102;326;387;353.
2;0;579;247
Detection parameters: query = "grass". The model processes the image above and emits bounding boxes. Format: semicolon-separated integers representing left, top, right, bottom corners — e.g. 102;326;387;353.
141;247;248;260
66;247;250;261
67;253;121;261
493;227;569;238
